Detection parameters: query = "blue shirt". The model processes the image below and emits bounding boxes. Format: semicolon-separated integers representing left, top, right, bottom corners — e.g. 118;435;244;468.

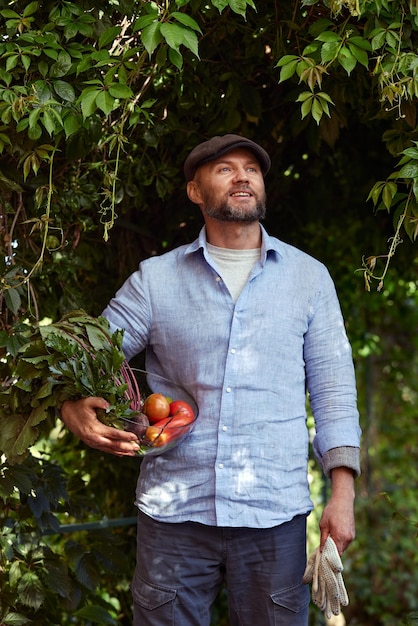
103;226;361;528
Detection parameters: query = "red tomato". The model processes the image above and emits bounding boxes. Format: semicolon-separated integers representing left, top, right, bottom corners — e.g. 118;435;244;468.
143;393;170;423
144;425;180;447
144;426;170;447
169;400;195;424
147;416;172;429
149;412;193;430
143;399;195;448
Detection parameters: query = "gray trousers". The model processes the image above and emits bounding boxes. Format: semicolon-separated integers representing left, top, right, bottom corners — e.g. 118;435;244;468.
131;510;310;625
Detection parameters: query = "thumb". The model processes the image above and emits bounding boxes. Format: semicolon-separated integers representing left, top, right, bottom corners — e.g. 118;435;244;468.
83;396;110;410
320;530;329;552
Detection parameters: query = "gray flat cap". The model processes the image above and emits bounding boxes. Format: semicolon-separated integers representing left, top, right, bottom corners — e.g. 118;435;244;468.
184;134;271;181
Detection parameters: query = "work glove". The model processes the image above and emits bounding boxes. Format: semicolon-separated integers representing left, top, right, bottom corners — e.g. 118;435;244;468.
302;536;349;619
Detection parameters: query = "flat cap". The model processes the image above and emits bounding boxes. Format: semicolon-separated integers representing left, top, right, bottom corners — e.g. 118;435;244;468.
184;134;271;181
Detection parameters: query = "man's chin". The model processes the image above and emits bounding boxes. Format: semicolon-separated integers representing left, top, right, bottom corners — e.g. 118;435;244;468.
205;203;266;222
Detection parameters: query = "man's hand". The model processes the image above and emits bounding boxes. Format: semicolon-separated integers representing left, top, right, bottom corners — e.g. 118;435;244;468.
319;466;356;555
60;397;141;457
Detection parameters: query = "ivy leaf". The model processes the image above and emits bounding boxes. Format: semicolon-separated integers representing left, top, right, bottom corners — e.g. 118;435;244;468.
96;90;115;115
142;21;163;56
0;413;42;463
0;611;33;625
401;146;418;160
79;88;100;118
276;54;299;67
4;335;29;358
347;40;370;68
6;55;19;72
278;57;299;82
75;553;100;590
367;180;387;206
382;181;397;209
53;79;75;102
370;29;386;50
108;83;133;99
321;41;340;64
179;28;199;58
160;23;180;51
316;31;341;43
62;111;81;137
4;288;21;315
211;0;256;17
21;55;31;71
49;50;72;78
170;12;202;33
0;10;20;18
17;571;45;610
398;162;418;179
74;605;118;625
0;67;12;85
311;97;323;124
298;92;313;120
98;25;122;49
42;110;56;135
133;14;158;32
211;0;229;11
23;2;39;18
169;47;183;69
338;46;357;75
42;558;72;598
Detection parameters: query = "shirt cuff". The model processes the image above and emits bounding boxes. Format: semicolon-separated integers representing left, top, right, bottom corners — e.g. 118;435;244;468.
321;446;361;479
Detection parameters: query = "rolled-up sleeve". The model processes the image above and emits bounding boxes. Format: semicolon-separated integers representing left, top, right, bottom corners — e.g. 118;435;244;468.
304;269;361;472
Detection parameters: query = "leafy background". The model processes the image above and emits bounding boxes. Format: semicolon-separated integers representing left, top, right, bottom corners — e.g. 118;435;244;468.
1;0;418;624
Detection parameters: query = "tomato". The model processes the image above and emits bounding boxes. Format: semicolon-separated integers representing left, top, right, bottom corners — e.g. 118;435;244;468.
149;412;193;431
169;400;195;424
147;416;172;429
144;426;169;447
144;425;179;447
143;393;170;423
143;398;195;448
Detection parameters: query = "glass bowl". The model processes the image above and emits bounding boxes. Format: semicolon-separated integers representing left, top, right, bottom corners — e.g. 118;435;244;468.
120;369;198;456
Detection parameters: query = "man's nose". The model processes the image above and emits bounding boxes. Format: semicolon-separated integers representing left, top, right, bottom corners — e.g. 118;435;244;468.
232;166;249;182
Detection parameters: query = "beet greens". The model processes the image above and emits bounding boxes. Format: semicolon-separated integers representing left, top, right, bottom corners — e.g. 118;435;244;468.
0;310;141;464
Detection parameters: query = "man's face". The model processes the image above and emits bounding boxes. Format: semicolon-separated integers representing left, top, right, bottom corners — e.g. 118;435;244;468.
188;148;266;222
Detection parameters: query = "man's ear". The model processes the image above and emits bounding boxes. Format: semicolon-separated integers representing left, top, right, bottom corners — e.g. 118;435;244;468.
187;180;202;205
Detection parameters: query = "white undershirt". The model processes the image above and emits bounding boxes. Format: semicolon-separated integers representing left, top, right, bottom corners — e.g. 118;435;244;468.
207;243;261;302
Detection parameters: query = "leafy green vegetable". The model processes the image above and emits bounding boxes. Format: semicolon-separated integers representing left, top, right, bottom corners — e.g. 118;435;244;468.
0;310;140;464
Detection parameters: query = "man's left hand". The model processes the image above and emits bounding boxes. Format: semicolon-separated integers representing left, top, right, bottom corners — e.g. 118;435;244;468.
319;466;356;555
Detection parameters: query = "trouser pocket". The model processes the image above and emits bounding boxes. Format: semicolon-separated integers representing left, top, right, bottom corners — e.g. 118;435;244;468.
132;573;176;625
271;582;310;625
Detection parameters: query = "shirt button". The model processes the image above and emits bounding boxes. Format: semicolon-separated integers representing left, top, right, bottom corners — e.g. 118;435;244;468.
230;348;236;354
218;463;224;469
226;387;231;393
222;425;228;431
216;276;221;282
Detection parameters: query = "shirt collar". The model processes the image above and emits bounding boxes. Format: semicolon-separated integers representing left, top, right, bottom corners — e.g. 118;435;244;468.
185;225;283;265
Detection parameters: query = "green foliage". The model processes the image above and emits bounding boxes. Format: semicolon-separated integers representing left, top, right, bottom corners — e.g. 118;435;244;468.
276;0;418;286
0;452;137;625
0;311;138;464
360;142;418;290
1;1;418;624
0;0;259;324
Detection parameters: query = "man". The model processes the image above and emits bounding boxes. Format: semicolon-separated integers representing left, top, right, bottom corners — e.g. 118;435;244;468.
61;134;361;626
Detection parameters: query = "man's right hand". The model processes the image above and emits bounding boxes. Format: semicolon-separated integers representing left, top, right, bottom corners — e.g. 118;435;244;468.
60;397;141;457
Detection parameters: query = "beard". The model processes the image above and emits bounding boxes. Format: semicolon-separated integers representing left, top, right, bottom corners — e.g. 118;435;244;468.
201;189;267;222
